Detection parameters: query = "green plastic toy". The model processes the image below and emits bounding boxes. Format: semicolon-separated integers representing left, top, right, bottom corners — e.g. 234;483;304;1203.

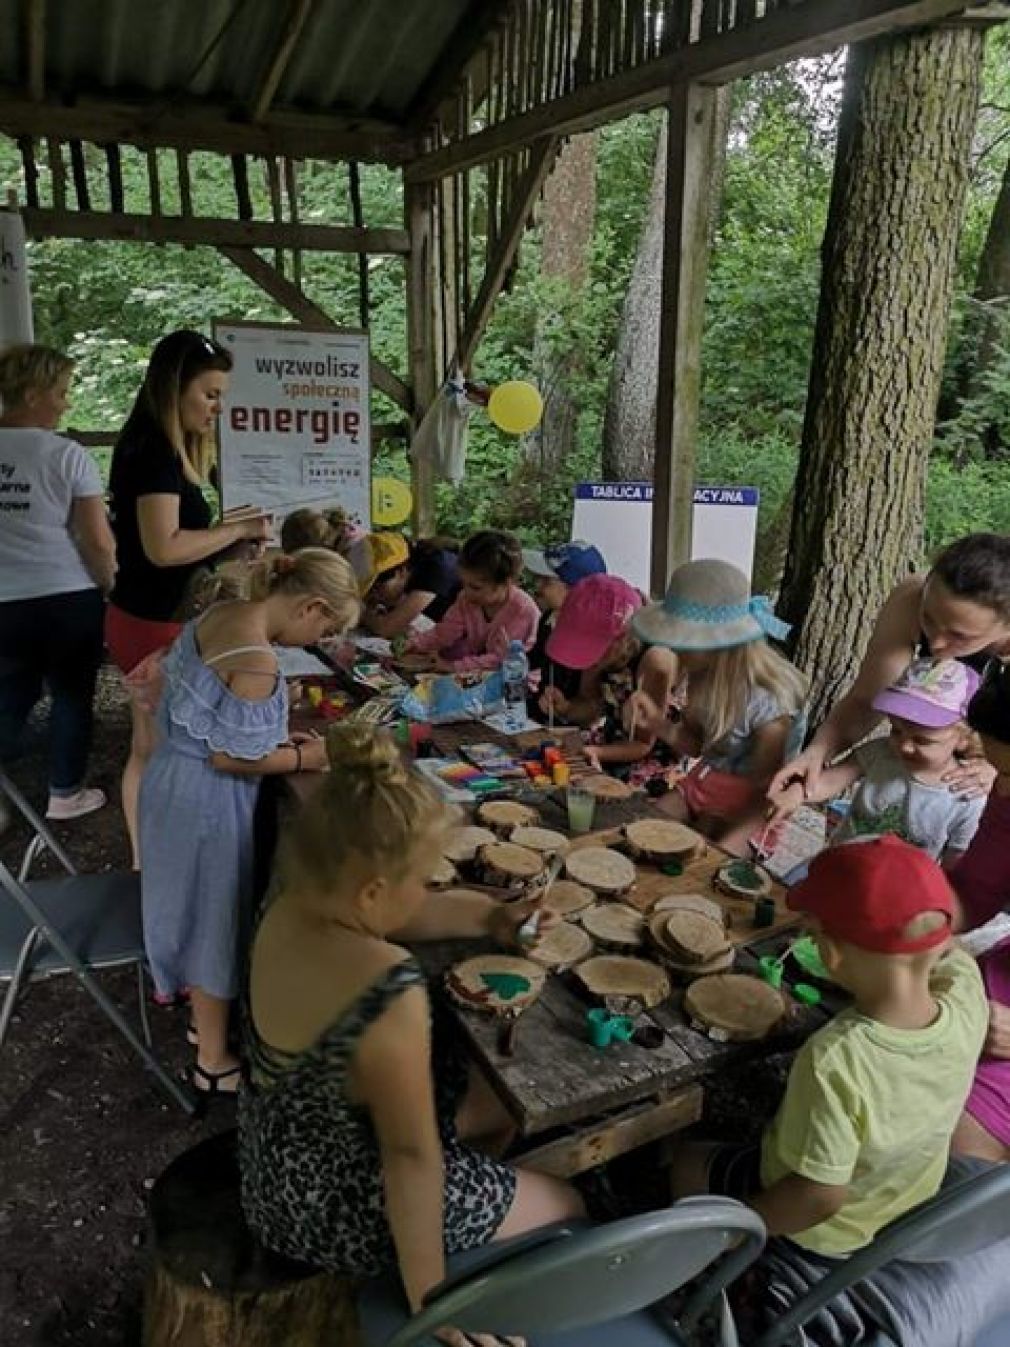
793;982;822;1007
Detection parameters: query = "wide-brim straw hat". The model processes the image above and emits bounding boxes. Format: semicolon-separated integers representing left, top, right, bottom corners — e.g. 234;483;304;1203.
633;559;790;651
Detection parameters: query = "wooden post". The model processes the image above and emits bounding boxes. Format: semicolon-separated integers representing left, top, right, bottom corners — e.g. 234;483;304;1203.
406;181;437;535
650;80;720;598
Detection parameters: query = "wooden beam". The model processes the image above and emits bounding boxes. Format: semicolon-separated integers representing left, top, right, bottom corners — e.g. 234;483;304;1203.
405;0;514;131
218;245;412;413
405;181;437;535
407;0;969;181
458;137;559;368
20;207;410;254
249;0;314;123
24;0;46;102
0;88;408;164
650;84;722;597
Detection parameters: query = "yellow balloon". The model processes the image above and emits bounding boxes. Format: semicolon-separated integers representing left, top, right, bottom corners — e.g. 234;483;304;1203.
371;476;413;527
488;380;544;435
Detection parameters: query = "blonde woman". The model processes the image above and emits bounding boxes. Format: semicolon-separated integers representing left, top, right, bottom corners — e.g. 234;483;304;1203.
627;559;808;854
0;344;116;819
139;549;360;1097
106;330;270;864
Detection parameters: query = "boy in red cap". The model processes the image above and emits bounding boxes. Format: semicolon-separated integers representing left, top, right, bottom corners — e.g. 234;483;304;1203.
671;836;987;1257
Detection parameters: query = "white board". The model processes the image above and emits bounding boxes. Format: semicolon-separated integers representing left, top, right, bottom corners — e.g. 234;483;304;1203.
0;212;34;350
571;482;759;595
214;322;371;526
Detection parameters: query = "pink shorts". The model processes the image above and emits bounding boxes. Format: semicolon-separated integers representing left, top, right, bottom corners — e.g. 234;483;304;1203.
676;761;762;822
965;938;1010;1147
105;603;182;677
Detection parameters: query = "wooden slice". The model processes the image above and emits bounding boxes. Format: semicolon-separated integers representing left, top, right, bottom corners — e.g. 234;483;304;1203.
624;818;704;862
662;911;731;965
477;799;539;836
446;955;546;1018
541;880;596;918
579;775;635;800
565;847;637;896
478;841;547;888
714;860;772;900
427;856;458;889
573;955;671;1010
526;921;594;971
684;973;786;1042
443;825;497;864
580;903;646;951
509;826;570;858
647;914;736;978
653;894;727;927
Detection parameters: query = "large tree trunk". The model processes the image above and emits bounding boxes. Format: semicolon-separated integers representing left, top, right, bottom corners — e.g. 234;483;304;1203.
778;26;984;728
602;92;730;482
528;132;598;476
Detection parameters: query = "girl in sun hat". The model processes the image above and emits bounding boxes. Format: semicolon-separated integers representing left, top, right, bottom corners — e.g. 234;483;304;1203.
626;559;807;850
538;574;678;778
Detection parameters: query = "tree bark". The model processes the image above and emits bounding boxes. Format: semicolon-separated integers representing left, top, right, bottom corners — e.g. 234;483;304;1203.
528;131;598;477
778;25;984;728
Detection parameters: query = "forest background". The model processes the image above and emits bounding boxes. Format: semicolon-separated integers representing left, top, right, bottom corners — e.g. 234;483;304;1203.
2;35;1008;582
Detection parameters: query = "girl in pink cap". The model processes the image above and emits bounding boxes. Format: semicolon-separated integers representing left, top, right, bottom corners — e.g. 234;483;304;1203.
626;560;807;853
537;574;678;780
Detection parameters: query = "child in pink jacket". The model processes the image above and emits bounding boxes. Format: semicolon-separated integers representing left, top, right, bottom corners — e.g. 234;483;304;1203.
405;530;539;673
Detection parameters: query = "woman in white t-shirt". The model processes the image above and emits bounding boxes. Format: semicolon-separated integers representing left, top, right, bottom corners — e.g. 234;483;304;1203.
0;345;116;819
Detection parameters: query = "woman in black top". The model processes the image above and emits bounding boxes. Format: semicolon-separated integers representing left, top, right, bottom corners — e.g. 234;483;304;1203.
106;330;269;865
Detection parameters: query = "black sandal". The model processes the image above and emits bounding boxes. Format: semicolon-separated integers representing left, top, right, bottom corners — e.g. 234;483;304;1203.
186;1063;241;1106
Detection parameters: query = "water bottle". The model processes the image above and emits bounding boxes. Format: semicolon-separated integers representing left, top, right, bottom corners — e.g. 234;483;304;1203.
502;640;529;712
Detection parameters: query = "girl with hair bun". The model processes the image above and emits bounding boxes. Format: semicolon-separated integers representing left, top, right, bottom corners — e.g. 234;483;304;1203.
139;548;360;1097
240;722;582;1334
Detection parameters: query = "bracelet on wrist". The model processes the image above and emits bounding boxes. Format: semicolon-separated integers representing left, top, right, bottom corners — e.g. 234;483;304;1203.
293;742;303;772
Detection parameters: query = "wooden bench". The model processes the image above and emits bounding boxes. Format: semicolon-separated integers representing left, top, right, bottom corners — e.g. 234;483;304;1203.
143;1130;361;1347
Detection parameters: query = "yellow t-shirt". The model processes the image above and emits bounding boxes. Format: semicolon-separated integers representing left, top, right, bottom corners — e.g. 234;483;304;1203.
760;947;987;1256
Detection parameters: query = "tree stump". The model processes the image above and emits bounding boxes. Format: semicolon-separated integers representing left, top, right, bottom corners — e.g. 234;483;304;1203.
143;1129;361;1347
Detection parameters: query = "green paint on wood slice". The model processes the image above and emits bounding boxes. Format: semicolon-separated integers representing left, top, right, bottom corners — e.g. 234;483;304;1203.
725;861;764;892
480;972;532;1000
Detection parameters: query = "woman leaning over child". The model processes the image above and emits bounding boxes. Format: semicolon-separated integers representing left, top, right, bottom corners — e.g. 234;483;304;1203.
627;560;807;853
139;548;360;1097
240;724;583;1340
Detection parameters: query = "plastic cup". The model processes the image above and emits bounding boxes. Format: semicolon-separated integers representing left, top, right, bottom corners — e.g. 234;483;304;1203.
566;785;597;835
587;1008;612;1048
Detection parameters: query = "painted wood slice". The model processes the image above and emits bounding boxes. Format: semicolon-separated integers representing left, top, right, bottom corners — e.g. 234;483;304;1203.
578;775;635;800
509;826;570;858
662;910;731;965
443;825;497;864
541;880;596;918
623;818;705;862
714;859;772;900
565;846;637;896
647;914;736;977
684;973;786;1042
526;921;594;970
652;894;727;926
478;841;547;888
427;856;458;889
446;955;546;1018
573;955;671;1010
477;799;540;836
580;903;646;951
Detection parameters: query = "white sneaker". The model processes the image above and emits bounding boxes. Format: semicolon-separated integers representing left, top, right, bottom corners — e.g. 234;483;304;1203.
46;787;107;820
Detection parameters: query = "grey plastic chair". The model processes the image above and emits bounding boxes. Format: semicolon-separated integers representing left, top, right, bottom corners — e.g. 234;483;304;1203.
359;1197;766;1347
0;767;194;1114
751;1162;1010;1347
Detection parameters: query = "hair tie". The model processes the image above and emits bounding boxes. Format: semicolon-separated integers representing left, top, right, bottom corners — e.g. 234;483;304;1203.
274;555;297;576
748;595;791;642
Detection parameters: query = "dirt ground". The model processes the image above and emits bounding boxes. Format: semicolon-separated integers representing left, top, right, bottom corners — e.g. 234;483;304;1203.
1;670;230;1347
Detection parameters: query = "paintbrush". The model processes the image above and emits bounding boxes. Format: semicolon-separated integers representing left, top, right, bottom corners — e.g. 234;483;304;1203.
547;664;555;734
517;853;564;946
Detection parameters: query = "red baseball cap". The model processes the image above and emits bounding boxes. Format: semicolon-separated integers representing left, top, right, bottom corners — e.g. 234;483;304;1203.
545;574;643;670
788;835;954;954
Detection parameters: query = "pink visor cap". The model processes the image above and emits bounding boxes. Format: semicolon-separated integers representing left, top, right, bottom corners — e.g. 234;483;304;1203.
545;574;643;670
871;657;980;729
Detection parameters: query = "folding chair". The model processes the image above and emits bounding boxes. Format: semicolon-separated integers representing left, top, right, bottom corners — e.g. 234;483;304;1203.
358;1198;767;1347
751;1162;1010;1347
0;767;195;1114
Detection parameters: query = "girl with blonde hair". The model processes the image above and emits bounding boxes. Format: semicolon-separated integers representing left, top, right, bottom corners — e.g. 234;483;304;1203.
139;548;360;1097
106;330;271;864
0;344;116;820
240;722;582;1338
627;559;807;853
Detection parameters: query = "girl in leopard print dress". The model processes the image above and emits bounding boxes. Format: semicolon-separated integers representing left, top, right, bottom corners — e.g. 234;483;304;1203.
239;724;582;1338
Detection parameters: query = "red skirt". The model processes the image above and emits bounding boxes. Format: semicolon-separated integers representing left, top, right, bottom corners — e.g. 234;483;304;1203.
105;603;183;677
